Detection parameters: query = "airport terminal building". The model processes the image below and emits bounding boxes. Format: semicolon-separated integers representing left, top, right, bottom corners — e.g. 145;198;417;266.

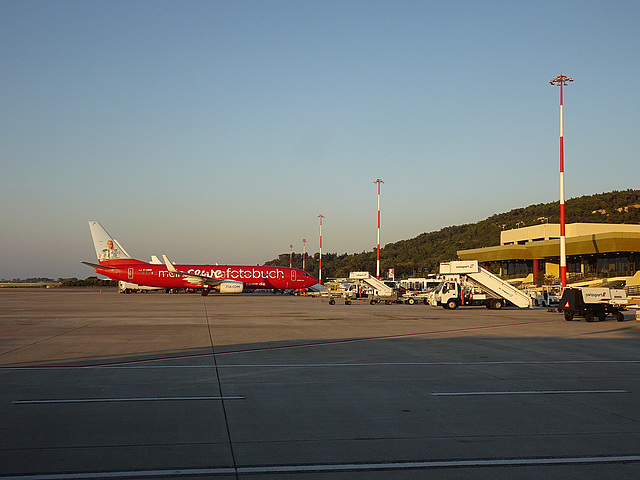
457;223;640;283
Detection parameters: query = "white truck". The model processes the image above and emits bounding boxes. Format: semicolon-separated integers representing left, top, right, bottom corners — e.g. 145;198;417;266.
118;281;164;294
558;287;627;322
526;285;562;307
432;261;531;309
401;278;443;305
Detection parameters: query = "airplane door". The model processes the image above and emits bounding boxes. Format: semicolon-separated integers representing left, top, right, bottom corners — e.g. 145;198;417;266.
128;268;134;280
291;270;296;282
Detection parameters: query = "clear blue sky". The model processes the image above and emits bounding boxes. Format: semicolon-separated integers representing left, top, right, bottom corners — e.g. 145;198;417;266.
1;0;639;279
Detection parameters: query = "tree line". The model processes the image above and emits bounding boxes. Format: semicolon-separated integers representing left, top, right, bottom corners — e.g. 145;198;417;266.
264;189;640;280
1;277;117;287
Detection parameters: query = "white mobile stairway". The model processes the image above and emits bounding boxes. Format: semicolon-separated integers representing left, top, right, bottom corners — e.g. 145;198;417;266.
349;271;397;304
439;261;532;308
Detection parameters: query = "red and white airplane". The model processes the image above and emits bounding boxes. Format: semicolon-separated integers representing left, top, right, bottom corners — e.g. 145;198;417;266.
82;221;318;295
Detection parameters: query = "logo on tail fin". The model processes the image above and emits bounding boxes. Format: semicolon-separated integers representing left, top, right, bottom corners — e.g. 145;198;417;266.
99;239;123;260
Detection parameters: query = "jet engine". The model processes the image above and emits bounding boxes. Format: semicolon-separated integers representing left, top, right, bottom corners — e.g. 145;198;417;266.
217;281;244;293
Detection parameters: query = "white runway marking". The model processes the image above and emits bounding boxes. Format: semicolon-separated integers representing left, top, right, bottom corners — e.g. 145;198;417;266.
5;359;640;370
431;389;628;396
0;469;236;479
2;455;640;479
13;396;244;404
218;360;640;368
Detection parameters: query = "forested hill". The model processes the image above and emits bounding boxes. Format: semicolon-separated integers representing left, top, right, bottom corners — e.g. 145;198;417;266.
265;190;640;279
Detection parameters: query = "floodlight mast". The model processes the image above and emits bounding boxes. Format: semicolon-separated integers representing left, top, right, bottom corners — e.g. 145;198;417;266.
374;179;384;279
302;238;306;271
550;74;573;288
318;215;325;284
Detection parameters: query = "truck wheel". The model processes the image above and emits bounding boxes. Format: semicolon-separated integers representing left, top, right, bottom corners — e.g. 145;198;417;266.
345;300;351;305
564;312;574;321
616;312;625;322
446;299;458;310
329;298;335;305
407;298;415;305
492;299;503;310
370;299;376;305
597;311;607;322
585;312;595;322
423;299;428;305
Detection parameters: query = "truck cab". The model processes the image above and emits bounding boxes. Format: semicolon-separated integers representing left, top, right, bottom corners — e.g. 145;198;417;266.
432;279;506;310
434;281;461;309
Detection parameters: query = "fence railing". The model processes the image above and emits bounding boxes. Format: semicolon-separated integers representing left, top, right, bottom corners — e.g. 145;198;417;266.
626;285;640;296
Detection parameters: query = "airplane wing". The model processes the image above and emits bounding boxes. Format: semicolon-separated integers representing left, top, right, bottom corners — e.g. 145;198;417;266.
162;255;225;287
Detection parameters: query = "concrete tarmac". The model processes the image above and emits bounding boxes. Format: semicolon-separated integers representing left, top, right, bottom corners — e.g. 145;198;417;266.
1;288;640;479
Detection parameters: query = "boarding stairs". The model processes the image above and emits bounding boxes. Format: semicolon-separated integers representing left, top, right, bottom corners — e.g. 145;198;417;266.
440;261;532;308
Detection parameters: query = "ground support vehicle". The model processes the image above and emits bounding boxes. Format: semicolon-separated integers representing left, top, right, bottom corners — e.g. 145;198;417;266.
433;261;531;310
118;281;164;294
326;280;359;305
558;287;627;322
400;275;456;305
324;273;399;305
350;272;399;305
432;281;507;310
526;285;562;307
402;290;431;305
398;277;443;303
399;277;446;304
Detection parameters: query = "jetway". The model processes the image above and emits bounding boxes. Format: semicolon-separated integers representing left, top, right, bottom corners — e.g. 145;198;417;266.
439;261;531;309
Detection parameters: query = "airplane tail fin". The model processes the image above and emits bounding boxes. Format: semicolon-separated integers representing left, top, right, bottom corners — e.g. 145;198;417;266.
88;221;132;262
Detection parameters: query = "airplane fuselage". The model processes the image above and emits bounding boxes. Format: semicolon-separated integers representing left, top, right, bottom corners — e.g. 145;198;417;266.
95;259;316;291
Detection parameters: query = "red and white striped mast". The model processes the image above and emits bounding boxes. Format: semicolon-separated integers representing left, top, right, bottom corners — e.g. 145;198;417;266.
289;244;293;268
374;178;384;279
318;214;324;284
550;74;573;288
